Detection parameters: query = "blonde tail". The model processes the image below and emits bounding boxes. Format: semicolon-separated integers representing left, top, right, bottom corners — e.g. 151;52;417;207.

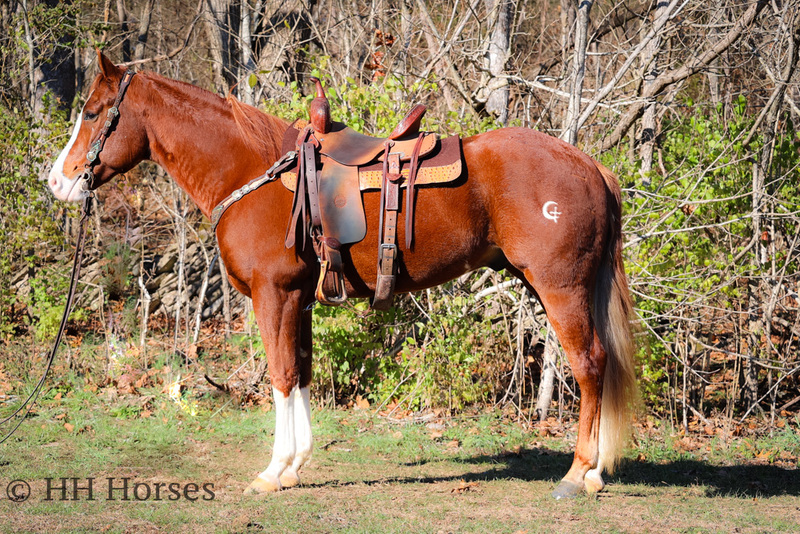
593;161;638;473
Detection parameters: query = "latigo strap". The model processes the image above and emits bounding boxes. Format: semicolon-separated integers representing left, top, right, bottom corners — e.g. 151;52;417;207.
372;133;427;310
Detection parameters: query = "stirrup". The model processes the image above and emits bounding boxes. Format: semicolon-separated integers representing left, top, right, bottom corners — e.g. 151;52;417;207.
316;260;347;305
314;236;347;306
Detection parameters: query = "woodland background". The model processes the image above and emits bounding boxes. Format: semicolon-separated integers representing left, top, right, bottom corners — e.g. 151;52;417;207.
0;0;799;437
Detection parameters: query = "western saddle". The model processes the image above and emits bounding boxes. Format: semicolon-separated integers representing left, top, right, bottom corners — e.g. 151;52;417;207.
211;78;462;310
282;78;463;309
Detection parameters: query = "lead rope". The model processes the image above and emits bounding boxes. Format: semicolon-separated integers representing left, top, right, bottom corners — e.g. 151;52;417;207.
1;70;135;444
0;196;93;444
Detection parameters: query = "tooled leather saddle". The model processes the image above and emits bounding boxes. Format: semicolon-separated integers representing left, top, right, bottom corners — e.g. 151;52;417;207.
211;78;463;310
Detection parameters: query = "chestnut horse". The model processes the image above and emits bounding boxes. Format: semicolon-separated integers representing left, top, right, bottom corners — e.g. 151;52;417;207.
48;53;636;499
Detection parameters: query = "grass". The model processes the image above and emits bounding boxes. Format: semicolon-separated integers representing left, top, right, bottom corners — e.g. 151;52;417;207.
1;376;799;533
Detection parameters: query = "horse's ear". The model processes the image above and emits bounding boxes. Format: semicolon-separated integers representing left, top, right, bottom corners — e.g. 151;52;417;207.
96;49;121;80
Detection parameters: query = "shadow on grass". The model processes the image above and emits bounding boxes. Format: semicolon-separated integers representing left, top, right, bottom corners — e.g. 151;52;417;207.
309;446;800;498
611;457;800;498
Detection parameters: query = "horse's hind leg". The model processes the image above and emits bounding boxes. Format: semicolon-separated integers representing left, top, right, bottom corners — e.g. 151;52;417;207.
524;277;607;499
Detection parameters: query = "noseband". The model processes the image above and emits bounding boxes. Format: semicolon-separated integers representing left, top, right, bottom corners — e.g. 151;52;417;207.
78;69;136;191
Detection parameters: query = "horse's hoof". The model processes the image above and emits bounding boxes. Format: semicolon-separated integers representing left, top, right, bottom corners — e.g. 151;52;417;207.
279;469;301;488
243;476;281;495
584;470;605;494
552;479;584;500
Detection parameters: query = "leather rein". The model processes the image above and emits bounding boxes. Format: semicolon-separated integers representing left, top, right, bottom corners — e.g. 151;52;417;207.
0;70;135;444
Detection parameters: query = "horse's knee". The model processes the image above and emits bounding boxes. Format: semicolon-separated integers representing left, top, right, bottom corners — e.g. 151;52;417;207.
270;373;300;398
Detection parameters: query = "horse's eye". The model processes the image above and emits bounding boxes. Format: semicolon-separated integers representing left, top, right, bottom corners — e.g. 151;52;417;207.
83;111;98;121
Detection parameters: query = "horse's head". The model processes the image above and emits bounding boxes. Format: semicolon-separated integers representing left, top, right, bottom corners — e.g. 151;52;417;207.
48;51;148;202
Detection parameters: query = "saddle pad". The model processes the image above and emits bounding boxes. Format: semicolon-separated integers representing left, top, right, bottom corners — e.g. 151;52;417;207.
280;135;463;192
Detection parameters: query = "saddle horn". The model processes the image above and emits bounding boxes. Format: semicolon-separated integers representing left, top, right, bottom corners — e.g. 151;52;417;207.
308;77;331;134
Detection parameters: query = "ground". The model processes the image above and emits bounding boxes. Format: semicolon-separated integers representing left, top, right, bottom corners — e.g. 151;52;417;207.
1;383;798;533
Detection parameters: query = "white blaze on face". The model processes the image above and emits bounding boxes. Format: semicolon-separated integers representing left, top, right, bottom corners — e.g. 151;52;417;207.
48;113;90;202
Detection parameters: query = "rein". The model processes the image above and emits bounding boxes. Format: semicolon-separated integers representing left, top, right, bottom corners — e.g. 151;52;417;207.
0;197;92;444
0;70;135;444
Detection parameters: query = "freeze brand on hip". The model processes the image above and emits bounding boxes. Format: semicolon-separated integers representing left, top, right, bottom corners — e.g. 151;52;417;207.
42;477;215;501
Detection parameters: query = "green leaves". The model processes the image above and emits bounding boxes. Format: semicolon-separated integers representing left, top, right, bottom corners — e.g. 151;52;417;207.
608;95;800;413
0;103;70;335
262;56;490;137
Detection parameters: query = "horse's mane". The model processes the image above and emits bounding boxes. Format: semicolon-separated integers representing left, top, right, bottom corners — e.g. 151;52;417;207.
226;92;288;163
139;70;289;163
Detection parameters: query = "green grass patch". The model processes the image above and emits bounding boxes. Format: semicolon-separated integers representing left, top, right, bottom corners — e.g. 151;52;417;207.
1;387;798;533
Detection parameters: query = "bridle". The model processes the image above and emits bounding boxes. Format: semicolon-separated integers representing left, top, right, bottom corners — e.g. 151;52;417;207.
78;69;136;191
0;69;135;444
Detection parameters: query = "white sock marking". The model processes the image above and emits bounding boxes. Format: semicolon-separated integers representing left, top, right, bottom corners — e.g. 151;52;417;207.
260;386;296;484
291;386;313;471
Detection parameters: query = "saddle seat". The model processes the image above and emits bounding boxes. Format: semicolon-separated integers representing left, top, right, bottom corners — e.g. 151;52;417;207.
280;121;460;193
313;117;435;167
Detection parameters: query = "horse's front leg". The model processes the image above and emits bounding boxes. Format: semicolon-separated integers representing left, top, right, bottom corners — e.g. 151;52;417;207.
276;306;313;488
244;284;314;494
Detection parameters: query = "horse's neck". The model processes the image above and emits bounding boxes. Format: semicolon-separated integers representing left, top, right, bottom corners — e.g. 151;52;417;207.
141;74;283;217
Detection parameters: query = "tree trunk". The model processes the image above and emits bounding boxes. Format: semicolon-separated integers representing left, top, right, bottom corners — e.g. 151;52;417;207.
245;1;315;98
23;0;76;118
204;0;235;93
239;0;255;105
559;0;575;67
743;280;761;411
117;0;131;63
535;324;559;422
638;0;668;180
483;0;515;125
706;6;726;107
173;189;188;352
418;8;456;110
561;0;592;146
219;249;232;336
134;0;156;62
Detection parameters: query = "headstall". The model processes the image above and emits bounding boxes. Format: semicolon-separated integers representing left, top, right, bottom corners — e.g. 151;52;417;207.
78;69;136;191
